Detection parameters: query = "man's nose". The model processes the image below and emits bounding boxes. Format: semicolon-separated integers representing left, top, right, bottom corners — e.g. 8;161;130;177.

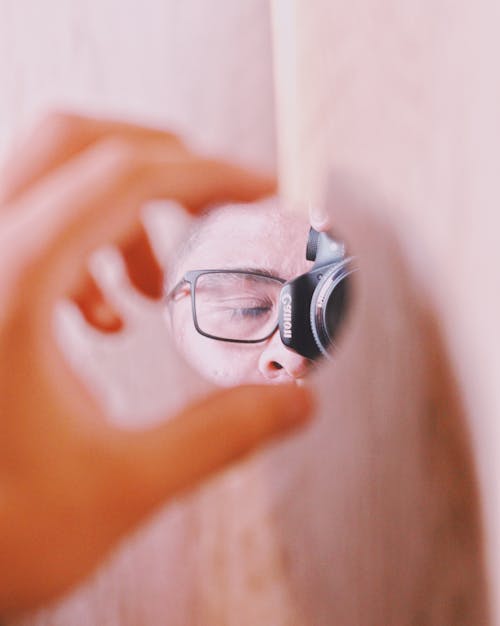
258;331;311;382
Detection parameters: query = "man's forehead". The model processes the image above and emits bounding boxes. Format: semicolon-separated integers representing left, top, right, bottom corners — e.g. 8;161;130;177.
174;201;310;280
198;205;281;242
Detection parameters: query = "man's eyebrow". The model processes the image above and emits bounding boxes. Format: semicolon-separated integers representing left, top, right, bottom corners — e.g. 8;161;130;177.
233;267;284;280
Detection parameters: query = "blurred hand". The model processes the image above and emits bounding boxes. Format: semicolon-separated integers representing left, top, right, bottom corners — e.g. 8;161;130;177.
0;112;314;615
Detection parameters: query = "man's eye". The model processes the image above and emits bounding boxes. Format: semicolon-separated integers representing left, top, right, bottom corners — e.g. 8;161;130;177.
230;305;271;319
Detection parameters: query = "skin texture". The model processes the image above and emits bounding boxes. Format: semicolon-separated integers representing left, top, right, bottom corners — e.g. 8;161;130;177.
167;201;313;386
0;112;314;616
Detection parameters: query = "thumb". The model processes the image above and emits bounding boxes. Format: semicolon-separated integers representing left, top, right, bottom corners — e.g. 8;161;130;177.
106;383;314;530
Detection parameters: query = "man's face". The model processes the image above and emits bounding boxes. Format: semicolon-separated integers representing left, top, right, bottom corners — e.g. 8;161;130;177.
166;202;312;386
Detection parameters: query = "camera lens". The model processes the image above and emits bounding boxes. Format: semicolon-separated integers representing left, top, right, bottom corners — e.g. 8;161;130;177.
310;262;353;358
324;276;348;339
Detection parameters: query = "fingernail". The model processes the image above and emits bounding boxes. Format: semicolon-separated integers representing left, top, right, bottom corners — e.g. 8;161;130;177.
308;202;330;231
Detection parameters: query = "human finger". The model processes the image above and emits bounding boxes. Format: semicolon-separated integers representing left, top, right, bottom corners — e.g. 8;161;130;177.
0;382;313;615
0;111;271;304
104;383;315;530
71;271;124;332
0;113;188;330
69;222;163;332
308;201;332;232
0;111;185;206
10;138;275;325
119;223;164;298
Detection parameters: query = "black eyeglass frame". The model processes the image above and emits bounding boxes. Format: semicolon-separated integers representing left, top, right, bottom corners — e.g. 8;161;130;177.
167;269;287;344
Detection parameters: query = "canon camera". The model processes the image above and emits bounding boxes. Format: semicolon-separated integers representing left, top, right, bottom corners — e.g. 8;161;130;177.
278;228;354;360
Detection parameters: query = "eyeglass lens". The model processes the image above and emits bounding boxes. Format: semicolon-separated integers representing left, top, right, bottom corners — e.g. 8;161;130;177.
194;272;282;341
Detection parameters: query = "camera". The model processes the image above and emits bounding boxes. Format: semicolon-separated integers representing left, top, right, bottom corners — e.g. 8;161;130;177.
278;228;355;360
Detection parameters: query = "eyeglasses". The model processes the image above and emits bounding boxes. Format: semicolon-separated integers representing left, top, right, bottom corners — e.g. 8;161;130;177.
167;269;286;343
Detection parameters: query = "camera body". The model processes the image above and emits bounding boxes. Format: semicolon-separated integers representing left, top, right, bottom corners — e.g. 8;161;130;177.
278;228;354;360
